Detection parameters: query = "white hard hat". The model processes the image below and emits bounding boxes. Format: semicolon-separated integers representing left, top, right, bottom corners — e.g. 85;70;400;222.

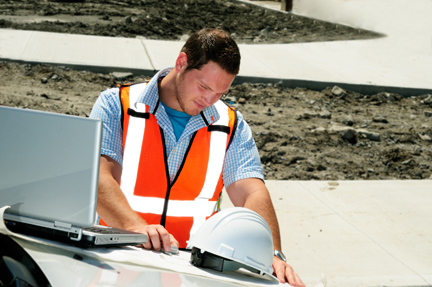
189;207;278;282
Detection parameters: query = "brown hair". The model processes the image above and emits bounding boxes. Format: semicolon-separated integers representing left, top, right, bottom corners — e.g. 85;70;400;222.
181;28;241;75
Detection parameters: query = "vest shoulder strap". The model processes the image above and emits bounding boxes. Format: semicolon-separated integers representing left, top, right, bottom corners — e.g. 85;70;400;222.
209;101;238;151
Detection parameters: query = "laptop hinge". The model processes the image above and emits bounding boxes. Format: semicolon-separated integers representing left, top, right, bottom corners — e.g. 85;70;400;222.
54;221;72;229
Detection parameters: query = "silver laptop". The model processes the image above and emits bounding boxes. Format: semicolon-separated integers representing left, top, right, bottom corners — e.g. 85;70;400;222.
0;106;147;247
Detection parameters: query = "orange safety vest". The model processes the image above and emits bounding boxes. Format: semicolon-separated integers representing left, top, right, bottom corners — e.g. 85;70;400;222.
111;82;237;248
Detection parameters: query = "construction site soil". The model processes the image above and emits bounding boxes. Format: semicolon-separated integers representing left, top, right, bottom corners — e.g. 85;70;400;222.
0;0;381;43
1;0;431;181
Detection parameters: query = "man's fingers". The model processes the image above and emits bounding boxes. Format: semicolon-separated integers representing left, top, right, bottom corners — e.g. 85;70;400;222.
169;234;179;248
276;271;286;283
138;224;178;252
156;225;172;251
285;264;295;284
147;226;163;250
141;240;152;250
272;257;306;287
285;264;305;287
274;262;286;283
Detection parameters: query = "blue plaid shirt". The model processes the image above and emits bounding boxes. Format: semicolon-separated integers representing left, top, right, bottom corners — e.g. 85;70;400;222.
89;67;264;187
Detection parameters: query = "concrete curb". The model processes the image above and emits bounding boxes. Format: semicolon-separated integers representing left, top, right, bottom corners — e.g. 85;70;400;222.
3;58;431;98
233;76;432;97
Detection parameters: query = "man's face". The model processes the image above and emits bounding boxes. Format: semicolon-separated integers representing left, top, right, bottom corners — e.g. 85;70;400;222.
174;61;235;116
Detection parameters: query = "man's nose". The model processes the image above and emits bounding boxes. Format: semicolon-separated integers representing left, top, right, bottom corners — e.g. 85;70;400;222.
202;91;216;106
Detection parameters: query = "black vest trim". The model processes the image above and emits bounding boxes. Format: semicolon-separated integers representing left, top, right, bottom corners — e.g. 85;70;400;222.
153;99;160;114
227;108;238;151
119;86;125;131
208;125;230;134
127;108;150;119
160;130;198;227
200;111;209;126
160;127;172;227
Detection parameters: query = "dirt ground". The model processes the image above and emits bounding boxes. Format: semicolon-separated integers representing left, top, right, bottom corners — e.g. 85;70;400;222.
0;0;382;44
1;0;431;181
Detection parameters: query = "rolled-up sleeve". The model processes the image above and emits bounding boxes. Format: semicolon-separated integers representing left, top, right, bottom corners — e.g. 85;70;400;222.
222;111;264;188
89;87;124;166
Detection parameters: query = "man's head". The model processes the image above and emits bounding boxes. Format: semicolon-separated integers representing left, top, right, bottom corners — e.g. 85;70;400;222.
181;28;241;76
161;28;241;116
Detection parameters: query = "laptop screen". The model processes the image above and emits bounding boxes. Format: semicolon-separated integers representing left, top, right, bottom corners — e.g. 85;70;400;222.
0;107;102;227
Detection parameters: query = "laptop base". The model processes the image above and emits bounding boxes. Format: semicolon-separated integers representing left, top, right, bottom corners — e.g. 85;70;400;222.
4;220;146;248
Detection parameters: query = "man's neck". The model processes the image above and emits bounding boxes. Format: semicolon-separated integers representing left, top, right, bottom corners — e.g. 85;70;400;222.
158;69;179;111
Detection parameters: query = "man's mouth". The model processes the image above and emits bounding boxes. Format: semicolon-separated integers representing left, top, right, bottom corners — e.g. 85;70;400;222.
194;101;206;110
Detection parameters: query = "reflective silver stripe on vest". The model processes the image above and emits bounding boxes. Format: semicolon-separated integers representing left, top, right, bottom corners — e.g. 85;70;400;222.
120;83;148;205
189;100;229;244
127;197;218;217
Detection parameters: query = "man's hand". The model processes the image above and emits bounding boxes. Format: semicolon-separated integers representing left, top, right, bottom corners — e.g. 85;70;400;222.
136;224;179;252
272;257;305;286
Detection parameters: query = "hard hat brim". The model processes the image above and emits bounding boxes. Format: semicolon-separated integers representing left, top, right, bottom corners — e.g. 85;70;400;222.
190;247;279;282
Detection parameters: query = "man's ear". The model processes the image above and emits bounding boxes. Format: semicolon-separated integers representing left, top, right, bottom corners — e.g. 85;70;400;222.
175;52;188;73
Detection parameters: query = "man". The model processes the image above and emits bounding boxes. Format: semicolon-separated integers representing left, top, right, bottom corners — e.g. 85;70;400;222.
90;28;304;286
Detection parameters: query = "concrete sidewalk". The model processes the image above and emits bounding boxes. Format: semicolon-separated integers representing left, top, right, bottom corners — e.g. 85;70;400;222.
222;180;432;287
238;0;432;96
1;0;432;96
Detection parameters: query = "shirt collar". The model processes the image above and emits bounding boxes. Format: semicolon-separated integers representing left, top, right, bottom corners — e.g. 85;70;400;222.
138;67;220;126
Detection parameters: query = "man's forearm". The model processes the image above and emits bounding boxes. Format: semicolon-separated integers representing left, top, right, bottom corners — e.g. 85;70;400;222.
97;155;179;250
97;174;148;231
243;188;282;251
97;155;148;231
